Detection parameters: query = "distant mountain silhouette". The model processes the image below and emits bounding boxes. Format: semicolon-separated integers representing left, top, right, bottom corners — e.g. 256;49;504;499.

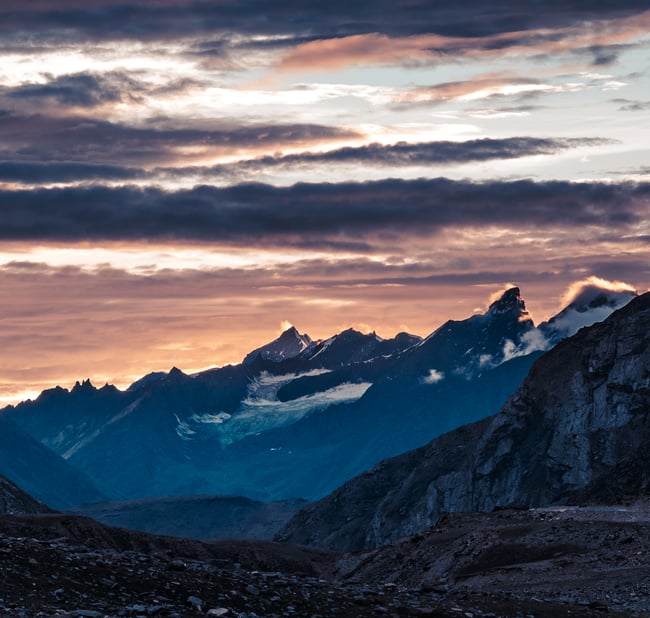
1;284;635;508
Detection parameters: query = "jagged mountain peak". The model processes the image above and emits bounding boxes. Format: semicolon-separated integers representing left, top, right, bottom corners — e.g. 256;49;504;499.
413;286;535;378
570;290;633;311
243;326;313;365
393;331;423;346
127;371;167;392
328;327;381;341
71;378;95;393
277;325;312;343
487;286;530;320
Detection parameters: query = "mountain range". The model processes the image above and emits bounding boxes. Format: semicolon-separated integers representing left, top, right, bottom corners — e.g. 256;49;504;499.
1;283;650;616
0;283;636;514
278;290;650;551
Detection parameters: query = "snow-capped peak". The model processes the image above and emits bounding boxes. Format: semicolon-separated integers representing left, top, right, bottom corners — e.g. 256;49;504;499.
243;327;313;365
540;283;637;344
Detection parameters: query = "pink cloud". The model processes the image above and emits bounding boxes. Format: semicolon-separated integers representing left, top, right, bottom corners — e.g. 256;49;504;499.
275;10;650;74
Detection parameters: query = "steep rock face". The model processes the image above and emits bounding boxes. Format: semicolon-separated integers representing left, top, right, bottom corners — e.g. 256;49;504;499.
0;474;51;514
277;292;650;551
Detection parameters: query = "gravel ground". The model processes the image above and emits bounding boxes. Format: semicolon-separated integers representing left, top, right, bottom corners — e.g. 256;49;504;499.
340;503;650;617
1;509;647;617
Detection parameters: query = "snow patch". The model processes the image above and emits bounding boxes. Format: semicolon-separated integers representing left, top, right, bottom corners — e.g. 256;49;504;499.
190;412;231;425
174;413;197;440
170;369;372;446
229;381;372;443
421;369;445;385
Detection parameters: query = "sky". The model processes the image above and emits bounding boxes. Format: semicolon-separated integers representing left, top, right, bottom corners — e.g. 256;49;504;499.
0;1;649;404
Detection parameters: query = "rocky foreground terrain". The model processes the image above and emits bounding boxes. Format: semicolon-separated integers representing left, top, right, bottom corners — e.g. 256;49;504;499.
0;474;51;516
1;506;649;617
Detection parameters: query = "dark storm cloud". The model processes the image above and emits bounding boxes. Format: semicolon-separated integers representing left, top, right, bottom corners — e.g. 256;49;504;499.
220;137;611;170
0;1;648;46
164;137;610;180
0;113;358;166
0;178;647;244
0;161;141;183
0;129;609;184
3;72;138;107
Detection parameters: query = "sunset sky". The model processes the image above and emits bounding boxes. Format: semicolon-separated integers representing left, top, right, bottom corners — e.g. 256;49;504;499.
0;1;649;404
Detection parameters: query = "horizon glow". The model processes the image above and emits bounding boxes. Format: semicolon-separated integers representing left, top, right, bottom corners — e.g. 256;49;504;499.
0;2;648;403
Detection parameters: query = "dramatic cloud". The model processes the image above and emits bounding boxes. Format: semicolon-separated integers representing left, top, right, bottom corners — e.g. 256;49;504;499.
203;137;610;172
0;161;141;183
559;275;637;309
1;1;648;45
3;72;140;108
395;76;573;107
276;11;650;74
0;136;609;186
0;179;646;243
0;113;359;166
0;1;648;403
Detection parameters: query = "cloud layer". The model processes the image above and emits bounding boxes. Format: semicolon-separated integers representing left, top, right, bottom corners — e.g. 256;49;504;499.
0;1;648;403
0;178;646;243
2;1;648;44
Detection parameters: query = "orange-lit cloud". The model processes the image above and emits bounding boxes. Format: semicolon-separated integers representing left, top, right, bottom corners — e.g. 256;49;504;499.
560;275;638;309
275;11;650;74
394;74;573;106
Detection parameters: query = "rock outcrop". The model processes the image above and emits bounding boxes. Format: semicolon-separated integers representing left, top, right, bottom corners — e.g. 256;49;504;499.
0;474;51;515
277;292;650;551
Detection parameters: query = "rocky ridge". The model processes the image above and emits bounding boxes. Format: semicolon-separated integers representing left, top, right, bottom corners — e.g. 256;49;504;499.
277;292;650;552
0;474;51;515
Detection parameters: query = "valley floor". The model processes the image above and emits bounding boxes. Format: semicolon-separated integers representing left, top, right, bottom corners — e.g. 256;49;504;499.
1;506;649;617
